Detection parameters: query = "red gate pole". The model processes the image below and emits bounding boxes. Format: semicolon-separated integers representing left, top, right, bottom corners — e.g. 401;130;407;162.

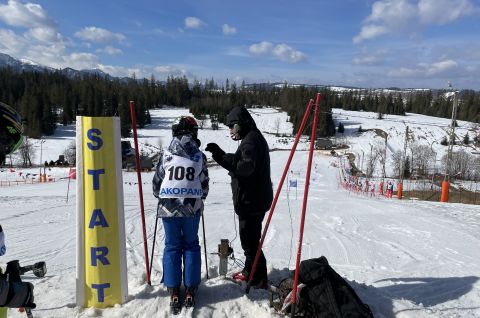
130;100;151;285
246;98;315;294
290;93;321;315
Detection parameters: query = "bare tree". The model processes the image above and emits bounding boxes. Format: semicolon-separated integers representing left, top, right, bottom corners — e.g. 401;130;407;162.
366;141;383;178
18;137;35;167
409;142;435;177
64;140;76;165
441;149;475;180
274;117;281;136
391;150;403;178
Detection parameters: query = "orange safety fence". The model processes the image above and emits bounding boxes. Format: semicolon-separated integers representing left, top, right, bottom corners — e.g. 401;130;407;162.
0;178;56;187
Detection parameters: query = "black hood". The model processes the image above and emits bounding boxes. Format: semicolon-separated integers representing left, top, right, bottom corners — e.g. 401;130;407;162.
226;106;256;129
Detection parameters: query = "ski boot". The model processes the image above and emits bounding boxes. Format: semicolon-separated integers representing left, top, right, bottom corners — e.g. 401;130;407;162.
168;287;181;315
232;270;248;283
184;287;197;309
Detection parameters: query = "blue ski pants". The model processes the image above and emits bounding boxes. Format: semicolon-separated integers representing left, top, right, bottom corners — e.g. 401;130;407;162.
161;216;201;288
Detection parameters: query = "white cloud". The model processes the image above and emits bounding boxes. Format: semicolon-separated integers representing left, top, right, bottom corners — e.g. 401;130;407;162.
0;0;55;29
419;0;475;24
249;41;274;55
353;49;389;65
74;26;126;44
0;28;28;56
0;1;64;44
354;0;478;43
222;24;237;36
25;27;64;43
184;17;204;29
388;59;458;77
272;44;307;63
353;25;388;44
65;52;99;70
97;45;123;56
426;59;458;75
249;41;307;63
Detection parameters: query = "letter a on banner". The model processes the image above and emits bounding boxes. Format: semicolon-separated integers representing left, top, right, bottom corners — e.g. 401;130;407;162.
76;116;128;308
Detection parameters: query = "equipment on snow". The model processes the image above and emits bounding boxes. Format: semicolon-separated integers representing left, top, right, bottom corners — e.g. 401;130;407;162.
183;287;196;309
201;212;209;280
217;239;233;276
148;215;159;281
269;256;373;318
1;260;46;317
168;287;181;315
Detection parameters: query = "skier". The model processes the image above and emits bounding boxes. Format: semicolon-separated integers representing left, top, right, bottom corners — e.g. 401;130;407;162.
386;181;394;198
152;116;209;314
205;105;273;288
0;102;24;166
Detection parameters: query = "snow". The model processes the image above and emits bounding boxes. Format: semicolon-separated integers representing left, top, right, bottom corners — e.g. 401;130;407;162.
1;107;480;317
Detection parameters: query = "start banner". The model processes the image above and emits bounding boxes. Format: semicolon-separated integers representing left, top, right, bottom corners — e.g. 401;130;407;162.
76;116;128;308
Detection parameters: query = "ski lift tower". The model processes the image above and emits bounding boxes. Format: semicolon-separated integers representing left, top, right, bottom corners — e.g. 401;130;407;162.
441;81;459;202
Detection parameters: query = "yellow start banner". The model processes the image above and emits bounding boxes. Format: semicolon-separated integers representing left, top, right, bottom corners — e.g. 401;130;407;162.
76;116;128;308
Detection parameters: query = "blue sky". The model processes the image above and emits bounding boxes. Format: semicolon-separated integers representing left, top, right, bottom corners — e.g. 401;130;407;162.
0;0;479;89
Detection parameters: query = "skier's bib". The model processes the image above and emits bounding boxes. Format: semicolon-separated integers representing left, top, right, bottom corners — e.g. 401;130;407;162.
159;151;203;198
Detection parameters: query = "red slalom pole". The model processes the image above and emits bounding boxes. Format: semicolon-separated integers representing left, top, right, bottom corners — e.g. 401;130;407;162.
291;93;320;315
130;100;151;285
246;98;315;294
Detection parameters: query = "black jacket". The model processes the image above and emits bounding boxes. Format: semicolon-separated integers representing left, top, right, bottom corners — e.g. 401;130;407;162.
212;108;273;215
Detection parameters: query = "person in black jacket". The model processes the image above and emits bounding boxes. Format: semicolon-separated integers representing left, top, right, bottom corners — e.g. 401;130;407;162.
205;106;273;287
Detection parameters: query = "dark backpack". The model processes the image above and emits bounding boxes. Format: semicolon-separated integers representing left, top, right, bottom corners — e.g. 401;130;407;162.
270;256;373;318
298;256;373;318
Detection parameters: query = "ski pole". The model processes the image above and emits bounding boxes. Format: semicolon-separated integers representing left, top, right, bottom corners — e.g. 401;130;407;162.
201;211;209;279
246;97;315;294
291;93;321;316
149;214;159;280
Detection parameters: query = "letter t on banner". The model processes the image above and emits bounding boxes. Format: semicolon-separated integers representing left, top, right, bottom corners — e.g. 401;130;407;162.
76;116;128;308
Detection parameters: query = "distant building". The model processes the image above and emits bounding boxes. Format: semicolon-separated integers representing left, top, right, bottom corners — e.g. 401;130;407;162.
315;138;333;150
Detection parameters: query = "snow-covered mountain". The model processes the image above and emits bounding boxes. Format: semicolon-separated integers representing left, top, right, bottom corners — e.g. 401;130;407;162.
0;53;110;79
0;53;52;73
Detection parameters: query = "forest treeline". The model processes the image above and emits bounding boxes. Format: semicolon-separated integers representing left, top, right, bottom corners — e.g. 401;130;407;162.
0;67;479;139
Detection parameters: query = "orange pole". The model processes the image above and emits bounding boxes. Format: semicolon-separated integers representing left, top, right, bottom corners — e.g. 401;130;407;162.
441;180;449;202
397;182;403;199
379;181;384;195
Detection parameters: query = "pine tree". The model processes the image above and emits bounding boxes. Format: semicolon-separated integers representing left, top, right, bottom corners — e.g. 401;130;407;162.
463;133;470;145
440;136;448;146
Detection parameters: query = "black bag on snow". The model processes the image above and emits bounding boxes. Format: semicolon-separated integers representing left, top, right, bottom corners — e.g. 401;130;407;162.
270;256;373;318
298;256;373;318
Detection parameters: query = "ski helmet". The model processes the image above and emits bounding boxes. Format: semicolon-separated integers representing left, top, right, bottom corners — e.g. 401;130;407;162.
0;101;24;159
171;116;199;137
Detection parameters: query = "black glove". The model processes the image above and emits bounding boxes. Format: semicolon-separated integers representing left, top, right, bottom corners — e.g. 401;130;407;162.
205;143;222;156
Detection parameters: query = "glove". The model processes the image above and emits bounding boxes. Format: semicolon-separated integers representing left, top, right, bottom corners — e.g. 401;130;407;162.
205;143;222;156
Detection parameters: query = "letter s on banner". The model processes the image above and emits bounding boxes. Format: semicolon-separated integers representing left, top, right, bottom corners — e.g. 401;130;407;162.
76;116;128;308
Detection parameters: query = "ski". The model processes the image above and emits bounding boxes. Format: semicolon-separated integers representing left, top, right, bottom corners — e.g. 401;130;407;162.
184;293;194;309
170;295;182;315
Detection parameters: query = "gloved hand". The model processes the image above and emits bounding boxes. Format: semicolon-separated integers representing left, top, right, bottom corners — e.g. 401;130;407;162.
205;143;222;157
